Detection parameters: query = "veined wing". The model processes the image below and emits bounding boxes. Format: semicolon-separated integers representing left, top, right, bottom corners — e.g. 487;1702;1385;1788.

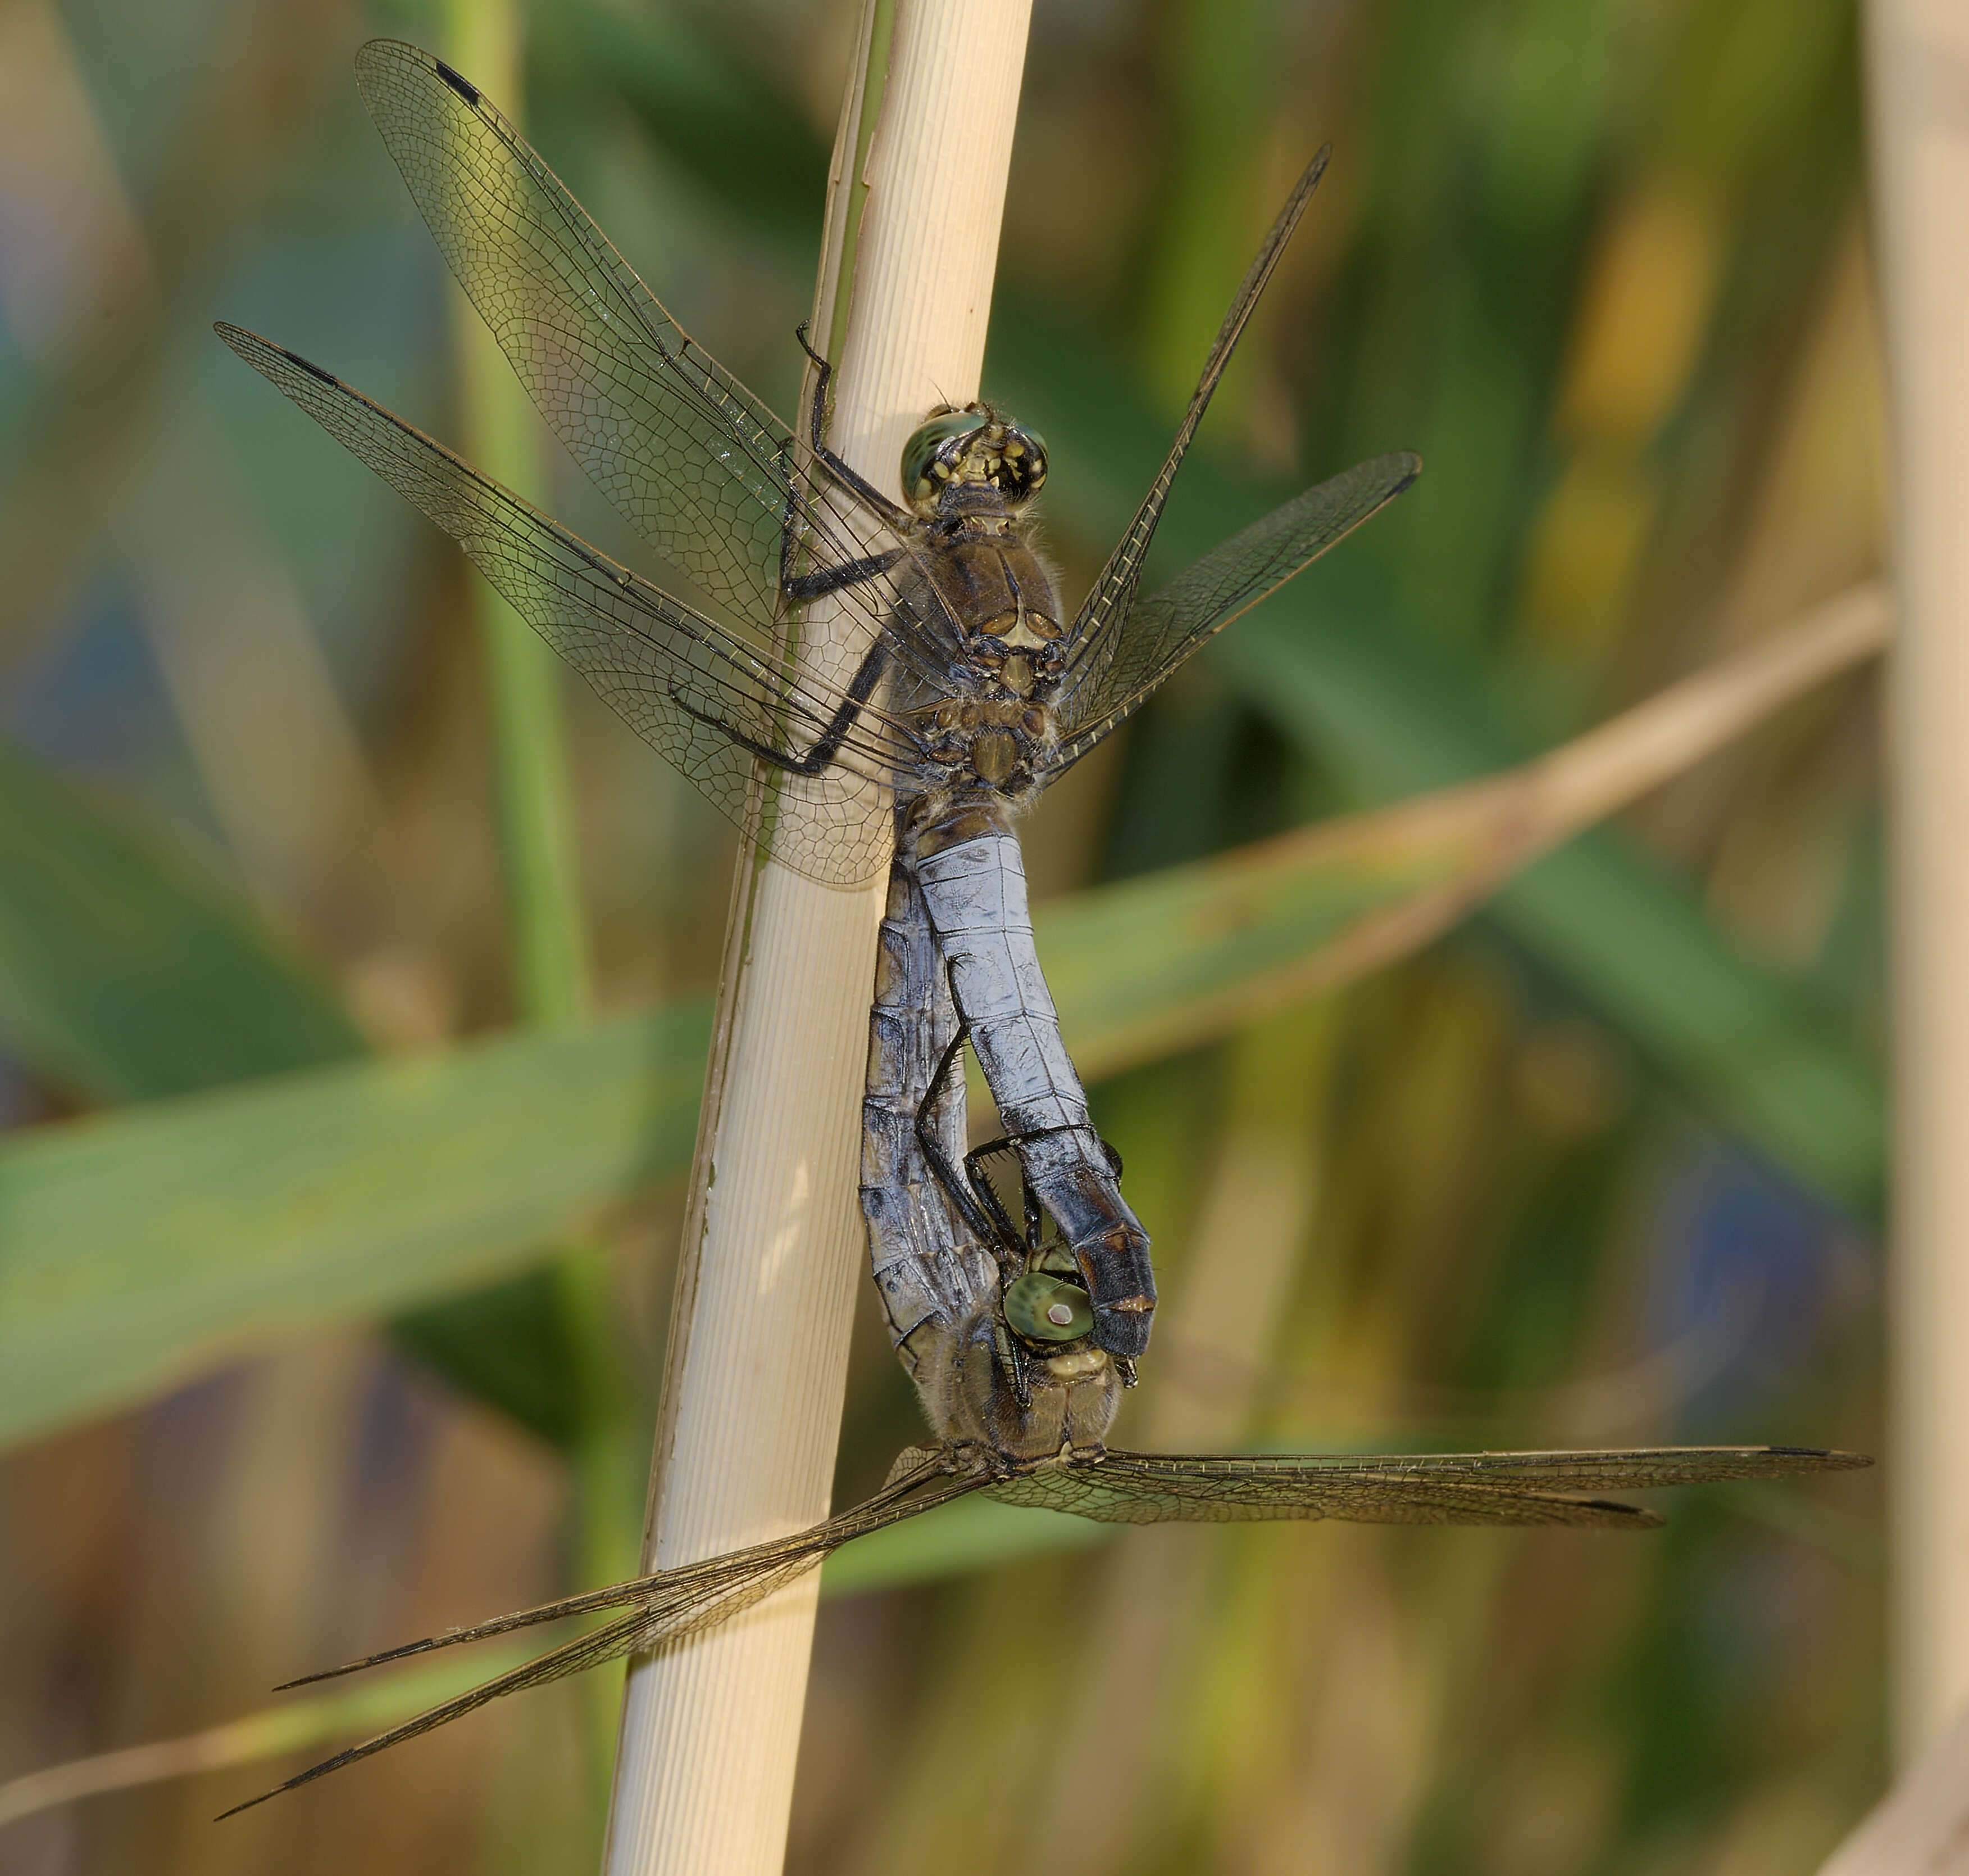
1057;146;1330;703
1047;450;1420;765
352;39;962;693
218;1453;984;1817
985;1445;1867;1530
217;324;917;885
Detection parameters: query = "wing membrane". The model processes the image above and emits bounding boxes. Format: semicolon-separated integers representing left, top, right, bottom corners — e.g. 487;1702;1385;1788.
216;1562;815;1819
987;1445;1867;1530
1308;1445;1870;1492
989;1456;1659;1529
214;1441;1864;1812
1048;450;1420;761
216;324;911;885
219;1456;985;1816
1058;147;1330;698
352;39;960;691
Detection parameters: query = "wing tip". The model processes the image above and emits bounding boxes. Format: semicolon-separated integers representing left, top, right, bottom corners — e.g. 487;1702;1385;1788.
214;1741;367;1822
432;58;481;107
1761;1445;1873;1471
270;1662;356;1693
1585;1497;1666;1530
354;37;429;75
353;36;481;108
212;323;342;391
1369;448;1423;499
214;1789;275;1823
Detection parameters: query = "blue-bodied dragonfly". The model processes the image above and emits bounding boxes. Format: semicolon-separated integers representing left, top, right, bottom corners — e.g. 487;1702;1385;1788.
217;39;1420;1364
211;41;1870;1820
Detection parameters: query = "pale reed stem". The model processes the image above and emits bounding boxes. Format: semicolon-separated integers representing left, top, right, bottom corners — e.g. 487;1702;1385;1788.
597;8;1034;1875
1863;0;1969;1759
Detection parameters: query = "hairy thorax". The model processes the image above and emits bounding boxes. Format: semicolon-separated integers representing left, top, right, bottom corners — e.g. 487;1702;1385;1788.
900;499;1066;810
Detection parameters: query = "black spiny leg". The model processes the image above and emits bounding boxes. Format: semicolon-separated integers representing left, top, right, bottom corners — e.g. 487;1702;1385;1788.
793;325;915;526
965;1123;1126;1193
686;324;922;780
773;374;906;601
670;633;907;778
783;547;907;603
992;1309;1033;1410
915;1024;1009;1251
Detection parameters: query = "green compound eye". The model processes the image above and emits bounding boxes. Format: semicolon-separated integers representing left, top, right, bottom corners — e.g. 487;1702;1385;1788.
1004;1271;1094;1343
900;408;989;504
997;423;1047;501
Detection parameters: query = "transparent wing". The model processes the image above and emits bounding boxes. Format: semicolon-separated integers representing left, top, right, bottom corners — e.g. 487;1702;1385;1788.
1047;450;1421;764
989;1455;1659;1529
218;1455;984;1817
1316;1445;1871;1492
1057;146;1330;701
986;1445;1867;1531
352;39;962;693
216;324;915;885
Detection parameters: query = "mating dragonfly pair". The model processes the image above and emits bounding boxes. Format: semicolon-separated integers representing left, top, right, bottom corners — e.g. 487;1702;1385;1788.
215;42;1866;1814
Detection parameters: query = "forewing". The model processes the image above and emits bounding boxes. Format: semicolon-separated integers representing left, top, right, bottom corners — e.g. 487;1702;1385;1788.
216;324;910;885
1334;1445;1872;1492
269;1449;977;1689
1059;147;1330;696
352;40;960;691
1047;451;1420;764
989;1452;1661;1529
987;1445;1867;1532
221;1456;986;1815
219;1564;813;1818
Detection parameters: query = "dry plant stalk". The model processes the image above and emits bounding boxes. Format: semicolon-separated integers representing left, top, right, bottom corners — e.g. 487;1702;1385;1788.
600;8;1035;1875
1863;0;1969;1757
1062;582;1890;1079
1815;1700;1969;1873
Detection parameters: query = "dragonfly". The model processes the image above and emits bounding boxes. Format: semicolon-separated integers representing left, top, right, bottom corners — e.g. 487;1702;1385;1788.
211;44;1871;1822
217;824;1868;1816
217;39;1425;1363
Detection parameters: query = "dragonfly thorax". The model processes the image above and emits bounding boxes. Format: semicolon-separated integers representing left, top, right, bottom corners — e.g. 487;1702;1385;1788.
902;514;1066;797
920;520;1065;686
911;692;1057;797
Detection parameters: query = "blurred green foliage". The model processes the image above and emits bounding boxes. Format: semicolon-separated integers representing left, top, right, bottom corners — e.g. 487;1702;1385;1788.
0;0;1882;1872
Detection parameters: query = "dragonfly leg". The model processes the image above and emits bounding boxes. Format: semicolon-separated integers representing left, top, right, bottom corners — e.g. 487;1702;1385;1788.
914;1021;1008;1251
991;1310;1033;1409
669;635;897;778
781;545;906;603
979;1121;1125;1181
960;1118;1130;1266
795;321;834;451
794;322;913;524
772;334;908;598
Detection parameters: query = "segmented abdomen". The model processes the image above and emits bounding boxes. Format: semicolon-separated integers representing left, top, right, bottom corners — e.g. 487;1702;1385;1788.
910;802;1157;1356
860;850;997;1374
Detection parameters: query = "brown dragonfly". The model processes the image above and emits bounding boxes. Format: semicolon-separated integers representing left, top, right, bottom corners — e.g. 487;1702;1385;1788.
217;1043;1868;1818
217;1437;1865;1817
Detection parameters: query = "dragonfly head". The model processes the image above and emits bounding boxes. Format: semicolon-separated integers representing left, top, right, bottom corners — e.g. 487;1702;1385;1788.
1004;1269;1096;1341
910;1268;1121;1464
901;404;1048;517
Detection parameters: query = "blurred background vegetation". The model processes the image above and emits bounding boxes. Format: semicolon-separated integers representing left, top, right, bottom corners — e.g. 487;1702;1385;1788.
0;0;1885;1873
